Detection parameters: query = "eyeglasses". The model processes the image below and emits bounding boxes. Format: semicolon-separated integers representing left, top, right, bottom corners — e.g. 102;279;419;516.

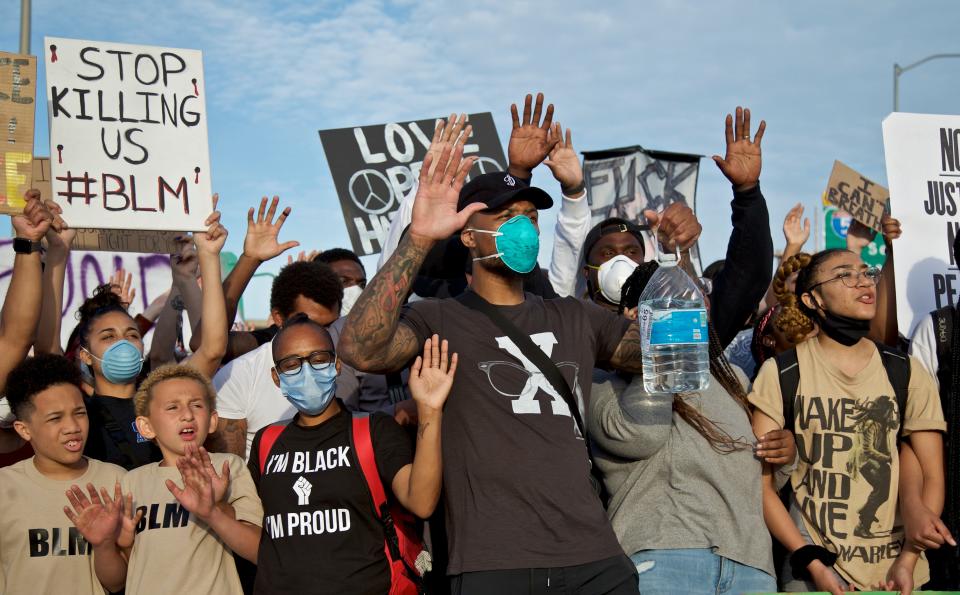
809;267;882;292
274;350;336;376
477;360;581;397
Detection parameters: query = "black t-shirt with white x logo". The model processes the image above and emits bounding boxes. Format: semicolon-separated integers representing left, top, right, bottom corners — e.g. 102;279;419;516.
248;405;412;595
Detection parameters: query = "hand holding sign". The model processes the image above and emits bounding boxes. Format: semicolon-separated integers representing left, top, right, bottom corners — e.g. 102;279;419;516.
508;92;558;179
408;136;480;244
243;196;299;263
712;106;765;192
194;194;227;256
12;190;54;241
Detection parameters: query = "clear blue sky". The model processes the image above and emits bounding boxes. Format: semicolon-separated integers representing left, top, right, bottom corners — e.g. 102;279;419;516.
3;0;959;318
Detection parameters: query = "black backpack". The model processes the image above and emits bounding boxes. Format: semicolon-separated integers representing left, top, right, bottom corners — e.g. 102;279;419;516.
774;340;910;438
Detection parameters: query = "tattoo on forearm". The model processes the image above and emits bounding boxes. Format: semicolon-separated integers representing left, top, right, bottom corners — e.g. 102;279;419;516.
342;235;428;367
210;419;247;457
417;421;430;440
611;323;644;373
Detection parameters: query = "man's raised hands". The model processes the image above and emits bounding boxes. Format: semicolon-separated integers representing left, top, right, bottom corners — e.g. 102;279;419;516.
427;114;473;178
508;92;558;179
713;106;765;192
243;196;300;263
544;124;584;196
408;134;481;244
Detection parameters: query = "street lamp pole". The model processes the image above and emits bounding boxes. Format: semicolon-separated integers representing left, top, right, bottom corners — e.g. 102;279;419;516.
19;0;31;54
893;53;960;112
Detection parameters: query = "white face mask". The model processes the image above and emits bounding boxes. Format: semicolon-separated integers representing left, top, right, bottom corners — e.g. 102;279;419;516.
594;254;639;305
340;285;364;317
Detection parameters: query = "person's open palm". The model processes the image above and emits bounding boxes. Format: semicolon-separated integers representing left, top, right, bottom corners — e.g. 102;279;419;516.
783;202;811;248
408;134;481;242
63;483;122;547
244;196;300;262
408;334;457;412
508;92;558;177
427;114;472;178
713;106;765;191
544;124;583;192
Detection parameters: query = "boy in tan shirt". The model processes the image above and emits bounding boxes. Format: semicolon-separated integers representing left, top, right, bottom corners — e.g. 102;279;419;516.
122;364;262;595
0;355;128;594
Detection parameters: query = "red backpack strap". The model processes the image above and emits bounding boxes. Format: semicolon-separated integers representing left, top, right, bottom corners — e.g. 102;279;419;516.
352;414;387;513
258;424;287;475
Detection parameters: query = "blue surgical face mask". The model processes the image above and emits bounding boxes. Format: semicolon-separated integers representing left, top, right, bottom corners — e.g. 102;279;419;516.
85;340;144;384
278;363;338;416
469;215;540;274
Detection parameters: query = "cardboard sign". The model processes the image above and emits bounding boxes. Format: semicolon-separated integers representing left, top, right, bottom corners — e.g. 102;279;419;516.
45;37;212;232
581;146;703;273
319;112;507;256
824;160;888;233
33;157;179;253
0;52;37;214
882;112;960;337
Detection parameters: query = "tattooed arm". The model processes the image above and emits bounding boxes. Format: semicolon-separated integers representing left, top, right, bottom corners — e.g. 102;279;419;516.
339;124;484;373
609;322;644;373
205;418;248;458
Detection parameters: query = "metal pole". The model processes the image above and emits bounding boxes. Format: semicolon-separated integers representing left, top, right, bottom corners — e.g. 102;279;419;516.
893;64;900;112
19;0;31;54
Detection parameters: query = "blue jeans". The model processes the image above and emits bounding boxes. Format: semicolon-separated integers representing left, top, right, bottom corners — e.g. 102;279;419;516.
630;549;775;595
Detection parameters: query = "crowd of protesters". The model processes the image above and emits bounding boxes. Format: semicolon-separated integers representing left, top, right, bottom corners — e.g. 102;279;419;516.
0;92;955;595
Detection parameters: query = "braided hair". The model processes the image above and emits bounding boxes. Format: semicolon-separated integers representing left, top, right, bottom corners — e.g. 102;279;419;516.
619;263;751;453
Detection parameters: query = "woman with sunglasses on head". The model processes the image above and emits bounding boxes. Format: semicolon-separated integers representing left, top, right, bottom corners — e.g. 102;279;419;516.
749;248;946;594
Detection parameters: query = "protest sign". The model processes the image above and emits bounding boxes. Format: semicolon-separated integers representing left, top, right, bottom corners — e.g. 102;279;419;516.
33;157;180;253
45;37;212;232
883;112;960;336
0;52;37;214
824;160;888;233
582;146;703;271
0;238;171;348
319;112;506;256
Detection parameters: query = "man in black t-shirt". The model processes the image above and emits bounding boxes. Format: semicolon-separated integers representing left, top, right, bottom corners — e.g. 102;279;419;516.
250;315;454;595
340;95;672;594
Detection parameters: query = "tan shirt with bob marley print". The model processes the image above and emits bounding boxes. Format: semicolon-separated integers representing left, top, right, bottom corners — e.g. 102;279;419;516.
749;339;946;590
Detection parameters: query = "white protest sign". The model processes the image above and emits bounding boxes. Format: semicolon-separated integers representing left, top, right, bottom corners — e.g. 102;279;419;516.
882;112;960;337
45;37;212;231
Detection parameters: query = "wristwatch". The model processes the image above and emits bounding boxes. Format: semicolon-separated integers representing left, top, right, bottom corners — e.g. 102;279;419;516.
12;238;42;255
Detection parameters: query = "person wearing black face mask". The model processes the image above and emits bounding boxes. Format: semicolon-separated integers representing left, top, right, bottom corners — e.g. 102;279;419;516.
748;248;947;594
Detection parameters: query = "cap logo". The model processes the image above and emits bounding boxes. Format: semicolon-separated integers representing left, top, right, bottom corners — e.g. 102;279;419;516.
504;174;516;187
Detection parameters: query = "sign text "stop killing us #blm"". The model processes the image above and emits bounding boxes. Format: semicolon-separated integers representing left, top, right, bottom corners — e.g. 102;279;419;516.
45;37;213;232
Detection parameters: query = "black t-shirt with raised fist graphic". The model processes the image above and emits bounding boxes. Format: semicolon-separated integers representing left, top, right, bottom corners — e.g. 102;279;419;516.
248;405;412;595
400;291;631;574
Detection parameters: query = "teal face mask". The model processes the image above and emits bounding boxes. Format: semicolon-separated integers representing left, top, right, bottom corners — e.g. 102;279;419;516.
469;215;540;274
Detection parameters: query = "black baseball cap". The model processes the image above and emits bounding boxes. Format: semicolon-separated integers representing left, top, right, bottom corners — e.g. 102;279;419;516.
582;217;650;261
457;172;554;212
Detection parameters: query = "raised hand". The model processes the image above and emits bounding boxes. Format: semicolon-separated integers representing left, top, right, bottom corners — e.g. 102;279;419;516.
427;114;472;178
109;268;136;308
286;250;319;265
194;194;228;255
192;445;231;504
881;214;902;243
783;203;811;249
63;483;123;547
508;92;558;179
244;196;300;263
643;203;702;252
712;106;765;191
845;220;876;254
543;123;584;195
171;235;199;279
42;198;76;251
12;190;54;242
166;447;216;520
407;133;481;243
116;484;144;548
408;334;457;412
